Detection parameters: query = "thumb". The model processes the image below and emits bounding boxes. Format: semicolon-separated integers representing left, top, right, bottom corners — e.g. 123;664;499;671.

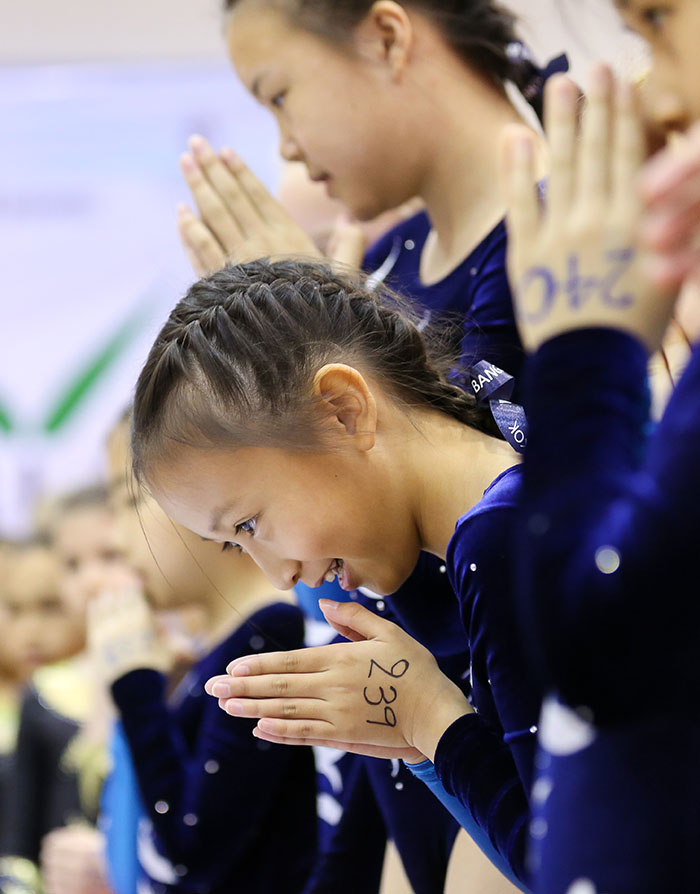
319;599;392;642
327;216;367;268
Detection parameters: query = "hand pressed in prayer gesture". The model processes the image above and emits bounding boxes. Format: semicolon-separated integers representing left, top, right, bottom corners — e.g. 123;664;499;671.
503;66;677;354
205;600;471;763
177;135;321;275
88;573;170;687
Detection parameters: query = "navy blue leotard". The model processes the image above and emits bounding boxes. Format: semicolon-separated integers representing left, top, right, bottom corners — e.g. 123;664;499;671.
111;602;317;894
517;329;700;893
306;215;531;892
364;212;524;385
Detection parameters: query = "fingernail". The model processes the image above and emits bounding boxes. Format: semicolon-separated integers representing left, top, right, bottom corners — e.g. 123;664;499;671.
176;202;189;218
211;683;231;698
221;147;237;166
225;700;244;715
257;719;275;732
318;599;340;611
189;135;207;157
180;153;196;174
232;664;251;677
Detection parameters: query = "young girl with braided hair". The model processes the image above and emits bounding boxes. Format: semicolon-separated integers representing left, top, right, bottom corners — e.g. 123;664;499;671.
175;5;565;890
130;259;544;890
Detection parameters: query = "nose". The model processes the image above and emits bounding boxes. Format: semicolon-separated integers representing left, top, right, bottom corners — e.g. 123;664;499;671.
639;68;690;152
279;127;303;164
248;545;300;591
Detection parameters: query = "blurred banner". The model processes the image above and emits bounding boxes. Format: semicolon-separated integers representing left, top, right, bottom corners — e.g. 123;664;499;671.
0;62;279;535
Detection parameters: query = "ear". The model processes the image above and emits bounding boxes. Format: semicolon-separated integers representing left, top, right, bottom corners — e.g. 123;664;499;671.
312;363;377;452
354;0;413;79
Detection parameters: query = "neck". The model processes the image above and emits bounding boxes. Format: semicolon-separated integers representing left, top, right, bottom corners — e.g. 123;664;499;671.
414;73;546;281
199;558;291;650
401;411;518;559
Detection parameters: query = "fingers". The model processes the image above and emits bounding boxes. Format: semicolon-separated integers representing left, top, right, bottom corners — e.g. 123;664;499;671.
502;124;539;260
180;150;244;252
223;645;330;678
190;136;269;236
327;216;367;267
641;121;700;204
220;146;290;226
177;204;227;276
250;731;417;760
612;79;645;219
641;198;700;253
219;695;329;721
577;65;615;209
253;717;335;742
545;75;580;223
319;599;397;643
206;671;329;700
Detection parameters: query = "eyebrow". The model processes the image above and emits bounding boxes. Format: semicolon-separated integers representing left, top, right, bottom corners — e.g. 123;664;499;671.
250;70;271;101
209;504;236;534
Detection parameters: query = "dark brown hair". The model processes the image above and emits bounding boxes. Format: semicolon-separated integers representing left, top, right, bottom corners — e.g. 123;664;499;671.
223;0;540;97
131;259;499;483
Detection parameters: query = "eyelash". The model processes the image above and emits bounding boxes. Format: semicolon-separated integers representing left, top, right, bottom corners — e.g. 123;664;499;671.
641;6;671;32
220;517;258;554
270;91;286;109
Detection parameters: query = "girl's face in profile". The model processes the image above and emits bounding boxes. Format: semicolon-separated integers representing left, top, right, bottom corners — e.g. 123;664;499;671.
226;2;424;221
617;1;700;126
149;442;423;599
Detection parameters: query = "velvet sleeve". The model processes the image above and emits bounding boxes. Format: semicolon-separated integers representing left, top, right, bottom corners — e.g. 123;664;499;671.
406;757;528;892
111;609;313;890
519;329;700;720
433;714;530;885
449;505;539;791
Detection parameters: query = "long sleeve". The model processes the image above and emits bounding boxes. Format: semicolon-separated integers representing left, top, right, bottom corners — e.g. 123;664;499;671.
406;757;528;892
112;603;317;892
519;329;700;720
432;714;530;886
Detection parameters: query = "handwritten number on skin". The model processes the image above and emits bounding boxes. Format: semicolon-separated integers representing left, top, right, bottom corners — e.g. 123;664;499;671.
363;685;398;706
518;249;636;323
364;658;409;728
367;659;409;679
600;248;635;307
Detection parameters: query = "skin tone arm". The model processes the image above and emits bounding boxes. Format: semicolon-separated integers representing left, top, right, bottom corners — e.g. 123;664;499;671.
205;599;471;763
502;67;678;354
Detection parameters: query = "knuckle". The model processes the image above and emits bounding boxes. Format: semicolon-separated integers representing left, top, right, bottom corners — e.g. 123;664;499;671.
283;652;299;672
272;676;289;696
282;701;297;718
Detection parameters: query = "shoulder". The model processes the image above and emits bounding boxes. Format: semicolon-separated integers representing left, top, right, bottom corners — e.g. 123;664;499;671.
447;466;522;594
362;211;431;271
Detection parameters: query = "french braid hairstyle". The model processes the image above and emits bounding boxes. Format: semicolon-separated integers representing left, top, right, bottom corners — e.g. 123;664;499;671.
222;0;542;100
131;259;501;484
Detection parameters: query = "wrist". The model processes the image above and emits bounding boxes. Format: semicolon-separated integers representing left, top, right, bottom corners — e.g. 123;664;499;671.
413;687;473;763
